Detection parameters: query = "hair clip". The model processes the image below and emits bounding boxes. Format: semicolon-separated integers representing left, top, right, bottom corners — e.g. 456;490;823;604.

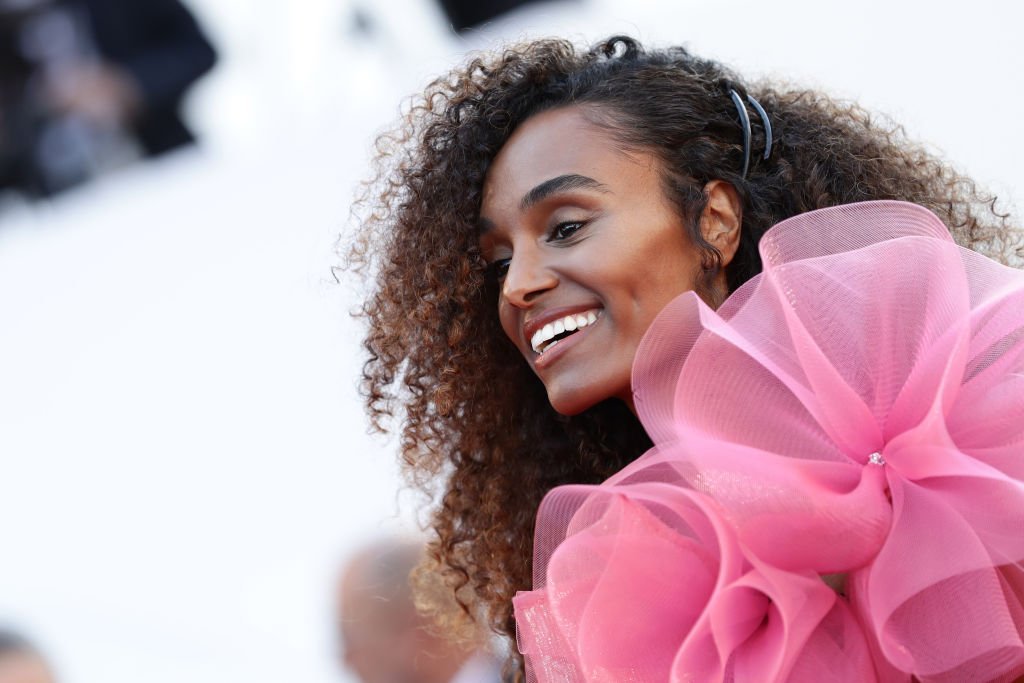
729;89;773;179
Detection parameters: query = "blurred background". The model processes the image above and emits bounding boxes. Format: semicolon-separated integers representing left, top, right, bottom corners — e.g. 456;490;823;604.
0;0;1021;681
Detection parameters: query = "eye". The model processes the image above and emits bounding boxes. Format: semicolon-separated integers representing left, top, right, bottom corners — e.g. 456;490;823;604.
549;221;586;242
485;258;511;282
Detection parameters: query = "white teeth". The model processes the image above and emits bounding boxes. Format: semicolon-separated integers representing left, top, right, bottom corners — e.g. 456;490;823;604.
529;309;602;354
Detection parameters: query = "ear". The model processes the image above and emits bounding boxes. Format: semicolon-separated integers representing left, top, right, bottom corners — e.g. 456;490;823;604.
699;180;742;267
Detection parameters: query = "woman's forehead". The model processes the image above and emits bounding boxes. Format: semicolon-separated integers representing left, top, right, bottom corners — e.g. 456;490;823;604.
481;106;650;212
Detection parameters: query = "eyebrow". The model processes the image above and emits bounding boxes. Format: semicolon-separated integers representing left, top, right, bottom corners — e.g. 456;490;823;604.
478;173;609;236
520;173;609;211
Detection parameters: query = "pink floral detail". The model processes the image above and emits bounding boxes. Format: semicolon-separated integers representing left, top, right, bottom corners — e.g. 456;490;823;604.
516;202;1024;682
515;486;874;681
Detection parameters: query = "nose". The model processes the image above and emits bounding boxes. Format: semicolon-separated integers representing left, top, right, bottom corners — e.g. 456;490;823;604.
502;246;558;308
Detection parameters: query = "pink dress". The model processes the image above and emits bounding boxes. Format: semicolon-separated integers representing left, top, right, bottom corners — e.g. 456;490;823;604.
513;201;1024;682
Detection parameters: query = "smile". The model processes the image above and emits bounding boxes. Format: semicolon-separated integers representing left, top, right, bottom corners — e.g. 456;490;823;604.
530;309;602;354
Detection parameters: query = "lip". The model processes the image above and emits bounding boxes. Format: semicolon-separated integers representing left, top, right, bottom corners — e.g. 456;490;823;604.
532;315;600;370
522;304;604;348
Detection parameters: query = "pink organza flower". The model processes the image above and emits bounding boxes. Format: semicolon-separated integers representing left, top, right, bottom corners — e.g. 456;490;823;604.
514;484;875;682
626;201;1024;681
518;202;1024;682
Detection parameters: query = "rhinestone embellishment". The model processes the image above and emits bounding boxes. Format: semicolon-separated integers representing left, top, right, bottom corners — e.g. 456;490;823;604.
868;451;886;466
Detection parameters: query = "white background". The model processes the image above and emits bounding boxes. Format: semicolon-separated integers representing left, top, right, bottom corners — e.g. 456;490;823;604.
1;1;1021;681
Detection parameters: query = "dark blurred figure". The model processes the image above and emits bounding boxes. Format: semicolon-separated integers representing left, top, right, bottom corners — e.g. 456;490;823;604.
337;539;504;683
435;0;577;32
0;0;215;197
0;630;55;683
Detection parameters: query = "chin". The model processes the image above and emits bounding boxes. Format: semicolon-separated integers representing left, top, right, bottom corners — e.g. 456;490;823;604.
544;375;627;417
547;393;593;416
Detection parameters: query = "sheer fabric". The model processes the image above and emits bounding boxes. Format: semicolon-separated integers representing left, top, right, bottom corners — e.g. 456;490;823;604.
514;201;1024;682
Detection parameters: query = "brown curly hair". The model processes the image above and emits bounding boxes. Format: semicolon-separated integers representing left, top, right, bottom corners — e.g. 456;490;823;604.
348;35;1020;674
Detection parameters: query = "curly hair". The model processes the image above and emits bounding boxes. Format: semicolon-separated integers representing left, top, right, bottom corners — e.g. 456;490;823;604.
348;35;1020;675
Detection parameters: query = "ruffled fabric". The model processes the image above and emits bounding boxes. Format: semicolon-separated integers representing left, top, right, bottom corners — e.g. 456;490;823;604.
514;201;1024;682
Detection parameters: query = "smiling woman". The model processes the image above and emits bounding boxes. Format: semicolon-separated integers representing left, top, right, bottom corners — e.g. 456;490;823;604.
479;107;726;416
349;36;1024;682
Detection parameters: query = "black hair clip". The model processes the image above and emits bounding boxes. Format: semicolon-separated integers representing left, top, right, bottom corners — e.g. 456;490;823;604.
729;89;773;179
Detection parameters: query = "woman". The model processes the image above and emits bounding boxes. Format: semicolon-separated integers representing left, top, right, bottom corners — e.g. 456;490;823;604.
351;36;1023;680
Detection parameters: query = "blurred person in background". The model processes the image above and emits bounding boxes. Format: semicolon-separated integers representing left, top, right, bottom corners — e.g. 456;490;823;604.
0;630;55;683
433;0;577;33
337;539;503;683
0;0;215;198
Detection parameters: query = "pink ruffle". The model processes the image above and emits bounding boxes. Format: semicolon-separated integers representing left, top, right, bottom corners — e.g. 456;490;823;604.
515;202;1024;682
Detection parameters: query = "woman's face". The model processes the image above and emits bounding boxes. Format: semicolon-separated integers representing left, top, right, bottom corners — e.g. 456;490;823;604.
478;106;739;415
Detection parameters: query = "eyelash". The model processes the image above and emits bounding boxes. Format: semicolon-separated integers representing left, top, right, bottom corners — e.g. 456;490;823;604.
549;220;586;242
485;220;588;282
